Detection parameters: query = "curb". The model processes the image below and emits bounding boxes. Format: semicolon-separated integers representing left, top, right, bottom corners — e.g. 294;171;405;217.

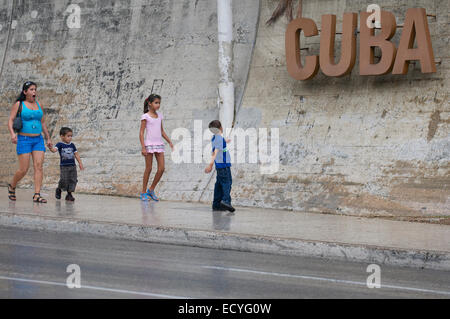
1;213;449;271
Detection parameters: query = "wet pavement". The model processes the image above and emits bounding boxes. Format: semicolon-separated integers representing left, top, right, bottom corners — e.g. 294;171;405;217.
1;187;449;254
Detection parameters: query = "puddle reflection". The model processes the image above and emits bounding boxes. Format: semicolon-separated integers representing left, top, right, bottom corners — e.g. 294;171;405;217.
212;211;234;231
140;201;161;224
55;200;77;217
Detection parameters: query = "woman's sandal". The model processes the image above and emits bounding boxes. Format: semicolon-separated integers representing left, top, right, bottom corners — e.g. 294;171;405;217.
8;184;16;201
33;193;48;204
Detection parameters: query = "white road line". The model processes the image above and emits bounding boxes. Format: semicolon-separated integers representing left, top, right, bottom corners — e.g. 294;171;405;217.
202;266;450;296
0;276;190;299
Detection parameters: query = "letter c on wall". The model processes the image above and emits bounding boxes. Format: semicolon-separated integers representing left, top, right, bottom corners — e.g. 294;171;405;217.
285;18;319;81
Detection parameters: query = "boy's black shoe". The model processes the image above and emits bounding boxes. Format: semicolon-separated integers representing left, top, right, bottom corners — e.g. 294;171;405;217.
220;201;235;213
212;207;226;212
65;193;75;202
55;188;62;200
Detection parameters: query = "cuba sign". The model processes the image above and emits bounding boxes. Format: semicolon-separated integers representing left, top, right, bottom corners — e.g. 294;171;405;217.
286;8;436;80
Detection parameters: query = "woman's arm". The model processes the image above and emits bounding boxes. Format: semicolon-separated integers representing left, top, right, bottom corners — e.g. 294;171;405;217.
41;112;53;148
49;145;58;153
8;102;20;144
140;120;147;156
161;122;174;150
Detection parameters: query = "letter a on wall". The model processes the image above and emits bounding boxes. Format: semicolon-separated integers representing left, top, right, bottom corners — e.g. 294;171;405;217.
392;8;436;74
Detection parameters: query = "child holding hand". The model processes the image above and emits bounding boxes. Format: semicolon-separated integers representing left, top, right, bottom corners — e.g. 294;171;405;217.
49;127;84;201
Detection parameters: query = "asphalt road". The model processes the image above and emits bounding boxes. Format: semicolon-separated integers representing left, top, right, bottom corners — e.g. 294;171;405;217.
0;227;449;299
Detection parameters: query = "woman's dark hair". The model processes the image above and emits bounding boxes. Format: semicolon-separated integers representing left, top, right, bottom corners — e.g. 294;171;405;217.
144;94;161;113
16;81;37;102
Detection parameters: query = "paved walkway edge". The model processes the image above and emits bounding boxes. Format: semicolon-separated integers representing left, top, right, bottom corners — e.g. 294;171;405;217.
1;213;449;271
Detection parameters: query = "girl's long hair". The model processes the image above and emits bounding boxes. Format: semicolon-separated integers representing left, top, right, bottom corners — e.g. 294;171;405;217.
143;94;161;113
16;81;37;102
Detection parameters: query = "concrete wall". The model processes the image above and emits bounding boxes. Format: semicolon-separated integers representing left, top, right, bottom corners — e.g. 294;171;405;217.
229;0;449;217
0;0;260;199
1;0;448;219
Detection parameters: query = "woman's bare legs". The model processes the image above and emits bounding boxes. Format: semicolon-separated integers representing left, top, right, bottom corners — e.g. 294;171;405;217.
10;153;31;188
31;151;45;194
142;153;153;193
149;152;165;192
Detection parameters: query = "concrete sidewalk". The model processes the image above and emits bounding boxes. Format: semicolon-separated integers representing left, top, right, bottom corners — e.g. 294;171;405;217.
1;187;449;270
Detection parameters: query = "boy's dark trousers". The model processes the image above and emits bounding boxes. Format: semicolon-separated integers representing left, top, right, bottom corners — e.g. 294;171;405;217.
58;165;78;192
213;167;232;209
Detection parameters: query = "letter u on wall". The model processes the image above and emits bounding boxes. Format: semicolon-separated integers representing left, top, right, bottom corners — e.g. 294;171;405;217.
320;12;358;77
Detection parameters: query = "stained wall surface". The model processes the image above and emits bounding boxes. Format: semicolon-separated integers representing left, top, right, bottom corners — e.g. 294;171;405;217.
1;0;448;218
230;0;449;218
0;0;259;200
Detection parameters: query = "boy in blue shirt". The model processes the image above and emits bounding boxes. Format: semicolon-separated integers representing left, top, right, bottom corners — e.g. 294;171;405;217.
205;120;235;213
49;127;84;201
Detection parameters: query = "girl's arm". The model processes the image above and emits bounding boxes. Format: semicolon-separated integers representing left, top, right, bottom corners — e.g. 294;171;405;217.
140;120;147;156
74;152;84;170
41;111;53;148
161;121;174;151
8;102;20;144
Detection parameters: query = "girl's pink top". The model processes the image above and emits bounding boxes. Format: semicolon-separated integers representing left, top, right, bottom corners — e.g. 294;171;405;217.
141;112;164;146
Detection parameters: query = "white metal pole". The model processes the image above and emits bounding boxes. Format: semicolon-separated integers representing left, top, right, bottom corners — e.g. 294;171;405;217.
217;0;234;135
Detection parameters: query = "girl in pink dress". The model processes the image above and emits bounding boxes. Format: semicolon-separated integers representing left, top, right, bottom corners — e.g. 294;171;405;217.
139;94;174;201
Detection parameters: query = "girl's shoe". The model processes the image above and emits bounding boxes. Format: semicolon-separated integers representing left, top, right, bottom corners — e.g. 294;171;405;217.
140;193;151;201
147;189;159;202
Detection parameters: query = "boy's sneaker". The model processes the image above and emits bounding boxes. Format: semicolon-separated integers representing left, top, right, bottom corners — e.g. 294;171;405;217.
65;193;75;202
212;206;226;212
55;188;62;200
220;201;235;213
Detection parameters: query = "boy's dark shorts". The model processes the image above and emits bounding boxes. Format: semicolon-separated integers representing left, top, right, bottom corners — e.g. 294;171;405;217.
58;165;78;192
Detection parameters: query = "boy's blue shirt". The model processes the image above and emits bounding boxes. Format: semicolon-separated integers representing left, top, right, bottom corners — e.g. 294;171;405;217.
212;134;231;169
55;142;77;166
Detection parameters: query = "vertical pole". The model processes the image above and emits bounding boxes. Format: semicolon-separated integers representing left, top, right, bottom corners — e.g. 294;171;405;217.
0;0;15;83
217;0;234;135
297;0;302;18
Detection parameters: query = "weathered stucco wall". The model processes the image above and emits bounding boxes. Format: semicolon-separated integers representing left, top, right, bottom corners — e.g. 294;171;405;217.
0;0;259;199
229;0;449;218
1;0;448;219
